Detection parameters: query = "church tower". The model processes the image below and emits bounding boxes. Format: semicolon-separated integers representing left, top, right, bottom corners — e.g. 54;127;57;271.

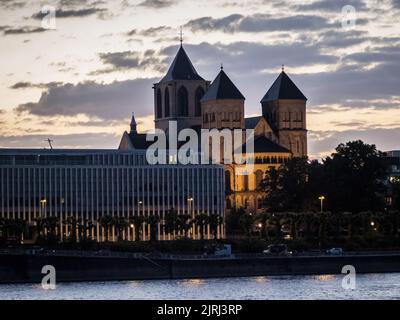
201;67;245;130
153;43;209;133
261;69;308;157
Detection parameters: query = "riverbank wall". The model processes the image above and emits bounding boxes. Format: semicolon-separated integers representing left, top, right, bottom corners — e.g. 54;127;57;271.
1;253;400;284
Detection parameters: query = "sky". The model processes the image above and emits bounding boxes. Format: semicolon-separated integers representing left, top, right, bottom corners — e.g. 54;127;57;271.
0;0;399;159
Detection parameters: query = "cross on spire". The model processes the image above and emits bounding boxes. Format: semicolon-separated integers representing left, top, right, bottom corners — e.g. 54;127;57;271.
179;26;183;46
282;64;285;72
220;63;223;70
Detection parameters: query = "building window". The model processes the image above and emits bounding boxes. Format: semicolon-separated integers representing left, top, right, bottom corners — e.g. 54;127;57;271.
255;170;263;188
195;87;204;117
243;175;249;191
225;170;231;191
164;87;170;117
156;89;162;119
177;86;189;116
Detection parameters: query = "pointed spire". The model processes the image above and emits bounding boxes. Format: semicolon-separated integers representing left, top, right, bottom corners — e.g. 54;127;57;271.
160;45;204;82
130;112;137;134
201;68;245;102
261;69;307;103
179;26;183;46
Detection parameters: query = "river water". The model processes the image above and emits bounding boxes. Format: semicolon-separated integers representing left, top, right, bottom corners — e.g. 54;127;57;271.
1;273;399;300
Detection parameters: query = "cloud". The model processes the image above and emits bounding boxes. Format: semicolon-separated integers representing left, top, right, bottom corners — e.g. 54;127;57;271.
127;26;173;37
0;0;26;9
309;127;400;159
137;0;176;8
15;79;158;120
32;8;107;20
185;13;334;33
295;0;367;12
2;26;49;35
9;82;62;89
161;41;337;76
343;44;400;64
316;30;370;48
92;50;165;74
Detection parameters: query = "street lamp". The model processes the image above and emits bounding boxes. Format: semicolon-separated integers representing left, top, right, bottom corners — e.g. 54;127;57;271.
187;197;194;238
318;196;325;213
39;198;47;217
187;197;194;217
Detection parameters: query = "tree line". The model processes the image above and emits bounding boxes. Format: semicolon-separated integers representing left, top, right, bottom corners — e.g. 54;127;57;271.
0;210;224;245
259;140;398;213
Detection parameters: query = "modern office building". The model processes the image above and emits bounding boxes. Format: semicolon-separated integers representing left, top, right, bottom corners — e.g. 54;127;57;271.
384;150;400;181
0;149;225;242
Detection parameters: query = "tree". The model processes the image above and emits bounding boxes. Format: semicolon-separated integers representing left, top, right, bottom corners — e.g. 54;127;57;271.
146;215;160;242
259;157;317;212
226;208;254;238
164;209;179;237
239;209;254;238
208;214;223;240
1;218;26;243
0;218;5;240
77;219;94;243
323;140;386;212
112;217;128;242
43;217;59;243
129;215;145;242
177;214;192;238
64;216;78;243
193;213;209;240
98;215;113;242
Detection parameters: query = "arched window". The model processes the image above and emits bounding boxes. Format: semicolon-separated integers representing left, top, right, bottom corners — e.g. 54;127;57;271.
195;87;205;117
225;170;231;191
164;87;170;118
156;89;162;119
243;175;249;191
255;170;264;188
177;86;188;116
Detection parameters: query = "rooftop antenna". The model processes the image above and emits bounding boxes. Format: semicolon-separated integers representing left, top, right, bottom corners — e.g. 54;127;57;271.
179;26;183;46
45;138;53;150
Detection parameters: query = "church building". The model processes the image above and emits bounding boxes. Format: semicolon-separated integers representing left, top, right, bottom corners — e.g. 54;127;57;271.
119;43;308;213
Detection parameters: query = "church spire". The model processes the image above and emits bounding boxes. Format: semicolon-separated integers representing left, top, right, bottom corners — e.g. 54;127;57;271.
130;112;137;134
179;26;183;47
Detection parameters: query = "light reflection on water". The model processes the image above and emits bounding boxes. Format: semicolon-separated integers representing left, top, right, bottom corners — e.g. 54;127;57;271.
1;273;399;300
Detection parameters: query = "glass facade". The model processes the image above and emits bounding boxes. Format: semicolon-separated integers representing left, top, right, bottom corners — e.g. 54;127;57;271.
0;149;225;241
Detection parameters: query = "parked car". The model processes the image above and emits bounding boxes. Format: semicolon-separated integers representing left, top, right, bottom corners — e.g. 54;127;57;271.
326;248;344;256
263;244;290;256
204;244;232;257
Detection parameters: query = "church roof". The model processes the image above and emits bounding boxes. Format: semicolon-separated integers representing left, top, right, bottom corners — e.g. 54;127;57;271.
261;71;307;103
201;69;245;102
245;116;263;129
252;136;291;153
161;45;204;82
128;132;154;149
238;135;291;154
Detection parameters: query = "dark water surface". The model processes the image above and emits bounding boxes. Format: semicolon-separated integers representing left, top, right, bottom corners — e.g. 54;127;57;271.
1;273;399;300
